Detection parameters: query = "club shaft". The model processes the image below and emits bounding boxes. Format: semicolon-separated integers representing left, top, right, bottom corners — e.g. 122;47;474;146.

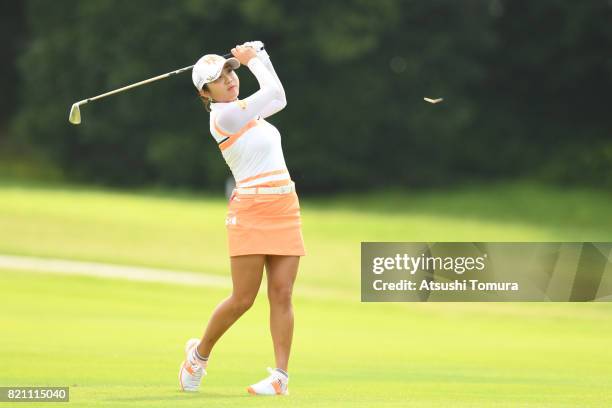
79;52;234;105
85;65;194;103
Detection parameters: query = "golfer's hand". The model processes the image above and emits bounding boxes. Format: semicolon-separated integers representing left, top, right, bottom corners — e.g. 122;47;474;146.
242;41;264;51
231;45;257;65
242;40;270;60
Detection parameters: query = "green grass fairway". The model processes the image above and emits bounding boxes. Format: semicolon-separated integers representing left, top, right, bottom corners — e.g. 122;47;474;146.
0;181;610;292
1;181;611;407
2;271;612;407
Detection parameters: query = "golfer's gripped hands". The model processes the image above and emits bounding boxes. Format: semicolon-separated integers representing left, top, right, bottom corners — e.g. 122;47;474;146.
241;41;264;51
231;45;257;65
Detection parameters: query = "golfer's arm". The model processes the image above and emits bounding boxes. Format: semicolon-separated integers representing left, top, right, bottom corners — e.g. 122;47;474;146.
256;53;287;118
215;58;284;133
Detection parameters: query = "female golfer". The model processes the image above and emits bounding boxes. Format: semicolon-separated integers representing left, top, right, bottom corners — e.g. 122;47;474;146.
179;42;305;396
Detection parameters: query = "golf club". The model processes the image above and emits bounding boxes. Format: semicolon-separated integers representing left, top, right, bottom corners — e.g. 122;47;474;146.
69;46;263;125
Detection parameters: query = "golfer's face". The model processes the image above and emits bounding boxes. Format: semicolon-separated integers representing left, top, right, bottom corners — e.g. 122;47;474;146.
209;65;239;102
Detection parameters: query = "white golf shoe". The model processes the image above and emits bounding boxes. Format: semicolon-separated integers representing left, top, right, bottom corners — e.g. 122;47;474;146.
178;338;207;392
246;367;289;395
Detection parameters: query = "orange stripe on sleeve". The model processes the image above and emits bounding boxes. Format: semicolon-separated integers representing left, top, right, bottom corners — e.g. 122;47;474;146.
214;119;234;138
217;118;259;151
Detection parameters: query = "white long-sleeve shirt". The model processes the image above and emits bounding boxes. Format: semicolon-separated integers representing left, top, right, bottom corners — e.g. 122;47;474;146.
209;54;291;188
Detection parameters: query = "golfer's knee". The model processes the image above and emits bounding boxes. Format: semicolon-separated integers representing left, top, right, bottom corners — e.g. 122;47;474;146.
268;285;293;307
229;294;256;314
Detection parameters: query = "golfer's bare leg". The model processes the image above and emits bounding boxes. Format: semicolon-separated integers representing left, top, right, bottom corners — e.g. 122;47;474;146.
197;254;265;357
265;255;300;372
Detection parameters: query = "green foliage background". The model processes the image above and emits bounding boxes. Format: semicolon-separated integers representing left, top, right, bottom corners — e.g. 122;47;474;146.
3;0;611;192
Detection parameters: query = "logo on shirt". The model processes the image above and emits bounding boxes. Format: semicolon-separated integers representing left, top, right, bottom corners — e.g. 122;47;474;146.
225;215;237;226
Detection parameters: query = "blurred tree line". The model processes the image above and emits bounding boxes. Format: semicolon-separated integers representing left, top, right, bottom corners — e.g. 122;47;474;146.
3;0;611;192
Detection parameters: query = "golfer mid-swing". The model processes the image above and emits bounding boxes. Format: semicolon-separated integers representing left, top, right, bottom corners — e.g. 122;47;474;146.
179;41;305;396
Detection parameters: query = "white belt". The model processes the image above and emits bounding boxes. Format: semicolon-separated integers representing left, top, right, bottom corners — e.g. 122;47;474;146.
234;181;295;195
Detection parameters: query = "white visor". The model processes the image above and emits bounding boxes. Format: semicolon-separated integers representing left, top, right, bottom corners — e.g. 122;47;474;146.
192;54;240;90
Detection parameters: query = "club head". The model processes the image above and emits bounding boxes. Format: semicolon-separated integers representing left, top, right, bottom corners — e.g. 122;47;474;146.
69;103;81;125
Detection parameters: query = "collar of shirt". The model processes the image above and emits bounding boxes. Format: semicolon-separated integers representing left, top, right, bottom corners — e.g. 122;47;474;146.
211;100;239;111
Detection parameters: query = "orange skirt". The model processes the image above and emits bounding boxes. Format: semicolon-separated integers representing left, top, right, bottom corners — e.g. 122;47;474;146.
225;189;306;257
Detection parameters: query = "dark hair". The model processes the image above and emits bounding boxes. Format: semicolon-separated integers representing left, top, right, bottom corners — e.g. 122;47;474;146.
198;84;212;112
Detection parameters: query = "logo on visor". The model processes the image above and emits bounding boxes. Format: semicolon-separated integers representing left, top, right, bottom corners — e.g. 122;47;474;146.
203;55;222;64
